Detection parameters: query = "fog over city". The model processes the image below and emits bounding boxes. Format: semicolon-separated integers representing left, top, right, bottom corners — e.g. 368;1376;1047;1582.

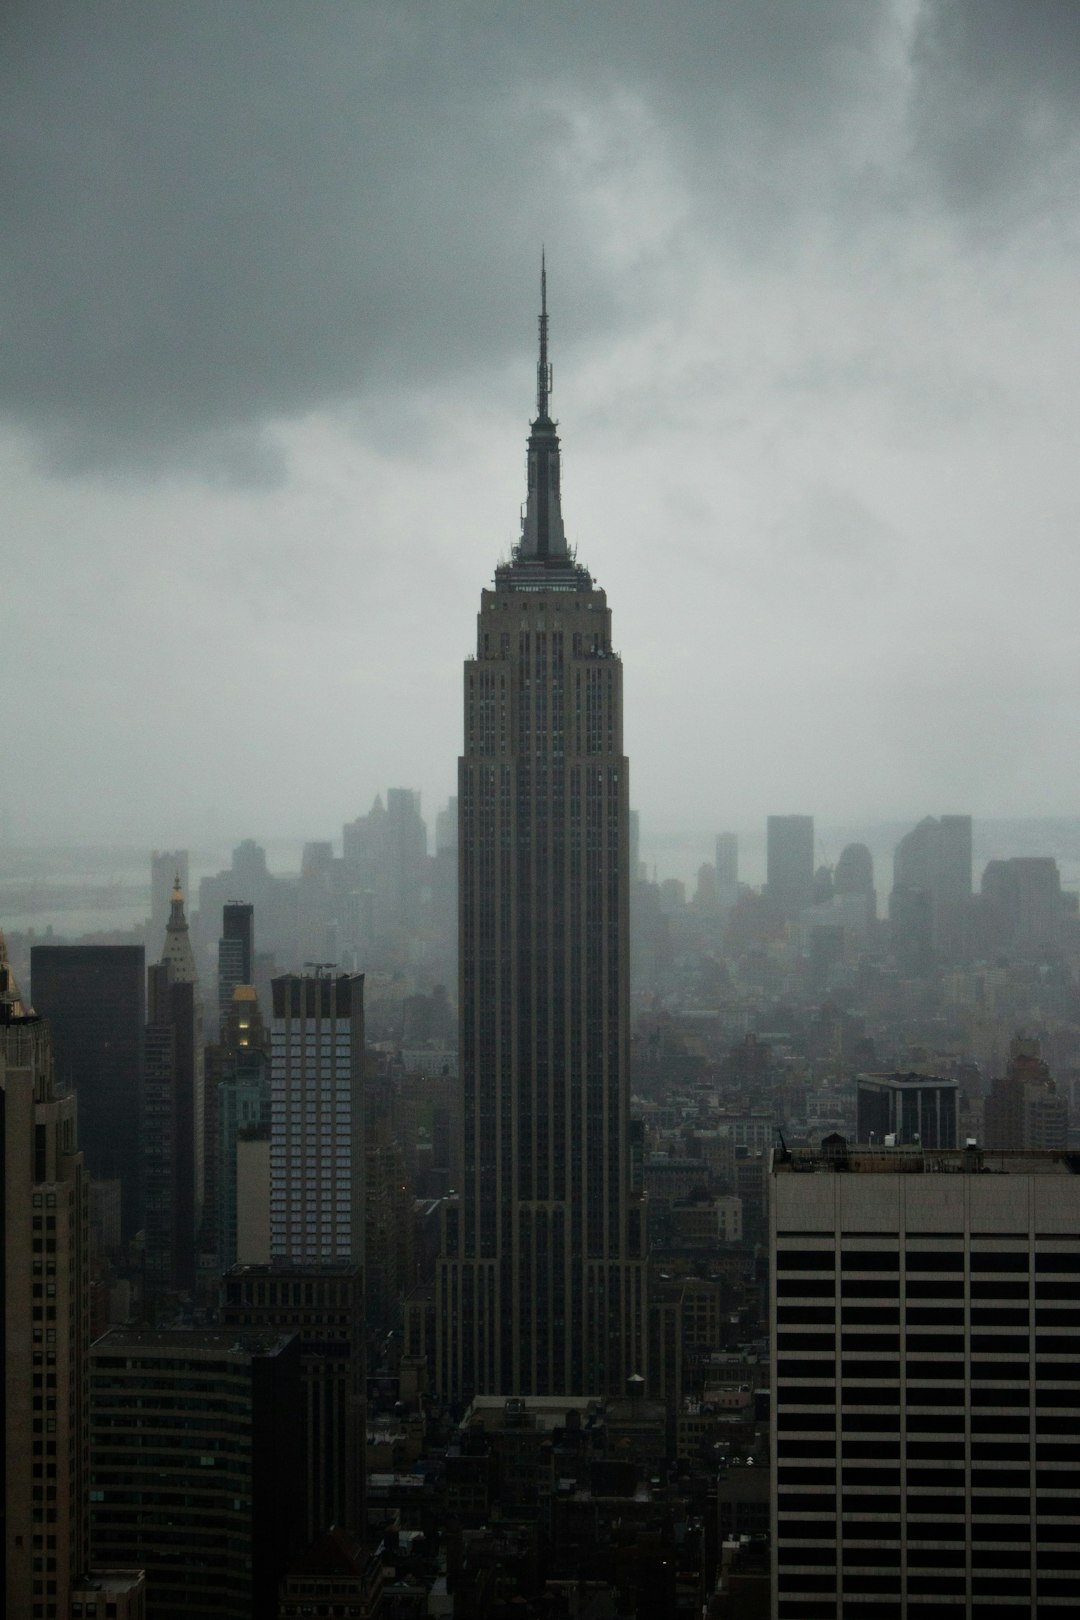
4;1;1080;858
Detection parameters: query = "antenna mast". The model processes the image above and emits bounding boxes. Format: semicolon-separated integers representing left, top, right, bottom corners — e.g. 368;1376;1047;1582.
536;252;552;419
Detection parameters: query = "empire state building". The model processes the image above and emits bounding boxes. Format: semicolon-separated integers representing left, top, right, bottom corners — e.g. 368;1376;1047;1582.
435;269;647;1399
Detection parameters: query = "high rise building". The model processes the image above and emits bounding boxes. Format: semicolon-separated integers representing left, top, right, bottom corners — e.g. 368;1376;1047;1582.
384;788;428;937
88;1328;303;1620
365;1125;415;1329
196;841;296;976
770;1138;1080;1619
855;1071;959;1148
833;841;876;927
143;879;202;1299
213;986;270;1273
1;934;90;1619
936;811;973;914
342;791;428;955
766;816;814;919
269;971;365;1265
979;856;1064;958
435;796;458;855
30;944;145;1240
342;794;385;877
296;843;339;966
430;797;459;985
217;902;254;1035
984;1036;1068;1152
221;1262;365;1544
150;850;188;953
715;832;739;909
433;267;646;1400
890;813;972;962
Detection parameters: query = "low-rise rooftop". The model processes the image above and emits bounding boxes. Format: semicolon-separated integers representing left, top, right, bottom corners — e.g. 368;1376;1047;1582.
91;1327;297;1356
774;1143;1080;1176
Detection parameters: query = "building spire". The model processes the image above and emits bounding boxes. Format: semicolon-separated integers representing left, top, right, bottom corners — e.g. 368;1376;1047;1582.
536;249;551;422
519;254;568;562
161;876;198;985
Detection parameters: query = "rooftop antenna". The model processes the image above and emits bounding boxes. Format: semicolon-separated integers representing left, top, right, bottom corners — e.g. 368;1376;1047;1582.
536;250;552;420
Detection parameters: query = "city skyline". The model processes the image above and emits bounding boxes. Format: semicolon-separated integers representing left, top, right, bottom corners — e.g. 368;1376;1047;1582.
5;8;1080;1612
4;3;1080;845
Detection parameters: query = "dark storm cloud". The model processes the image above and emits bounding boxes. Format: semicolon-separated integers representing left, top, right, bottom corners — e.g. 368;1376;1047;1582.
913;1;1080;216
1;0;888;473
5;3;1080;843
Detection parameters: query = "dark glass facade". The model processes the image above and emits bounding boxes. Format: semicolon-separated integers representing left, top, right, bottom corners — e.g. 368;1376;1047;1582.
30;945;144;1239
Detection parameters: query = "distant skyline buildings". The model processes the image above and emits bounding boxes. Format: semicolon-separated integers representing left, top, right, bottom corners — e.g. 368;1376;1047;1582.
766;815;815;920
833;841;876;924
891;813;972;961
150;849;188;949
980;856;1065;959
984;1037;1068;1154
5;810;1077;952
715;832;739;908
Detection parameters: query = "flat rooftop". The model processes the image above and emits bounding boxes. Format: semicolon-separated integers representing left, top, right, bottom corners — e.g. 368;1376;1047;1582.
225;1259;361;1276
72;1572;145;1595
859;1071;959;1089
91;1327;296;1356
774;1145;1080;1176
463;1395;604;1432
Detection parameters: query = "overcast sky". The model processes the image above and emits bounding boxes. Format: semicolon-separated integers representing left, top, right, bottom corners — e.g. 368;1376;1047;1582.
3;1;1079;870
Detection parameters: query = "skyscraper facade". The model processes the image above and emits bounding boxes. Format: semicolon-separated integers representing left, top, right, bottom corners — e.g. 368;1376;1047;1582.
833;841;876;928
766;815;814;919
143;880;202;1298
216;902;254;1035
88;1328;303;1620
891;813;973;962
1;936;89;1619
979;856;1064;958
434;269;646;1400
715;832;739;909
269;971;365;1265
213;986;270;1273
770;1139;1080;1619
221;1261;365;1544
30;944;145;1240
984;1037;1068;1152
341;789;428;958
